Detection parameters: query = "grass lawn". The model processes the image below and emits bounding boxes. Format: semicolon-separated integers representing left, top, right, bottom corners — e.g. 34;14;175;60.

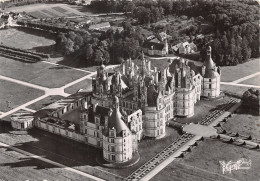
221;58;260;82
0;122;122;181
0;147;91;181
0;57;89;88
152;140;260;181
221;107;260;139
220;84;249;97
240;74;260;86
64;78;92;94
0;79;44;112
175;96;231;124
0;28;55;50
27;95;64;111
6;3;85;17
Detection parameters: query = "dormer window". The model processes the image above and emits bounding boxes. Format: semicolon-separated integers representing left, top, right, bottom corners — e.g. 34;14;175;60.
122;130;126;137
110;129;115;137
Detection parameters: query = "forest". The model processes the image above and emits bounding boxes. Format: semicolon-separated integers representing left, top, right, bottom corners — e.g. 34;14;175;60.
56;0;259;66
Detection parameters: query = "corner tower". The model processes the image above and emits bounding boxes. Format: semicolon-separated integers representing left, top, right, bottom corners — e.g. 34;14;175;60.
201;46;221;98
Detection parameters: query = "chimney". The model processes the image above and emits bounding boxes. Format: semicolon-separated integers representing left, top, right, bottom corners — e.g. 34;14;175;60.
93;103;98;112
148;61;151;72
155;72;159;84
122;63;125;75
202;66;206;76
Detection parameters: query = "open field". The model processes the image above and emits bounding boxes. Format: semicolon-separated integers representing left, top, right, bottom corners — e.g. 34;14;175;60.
0;28;55;50
175;96;231;124
0;57;89;88
0;147;91;181
221;59;260;82
27;95;64;111
152;140;260;181
0;119;181;179
222;107;260;139
6;3;85;18
64;78;92;94
0;79;44;112
240;74;260;86
0;123;122;181
220;84;248;97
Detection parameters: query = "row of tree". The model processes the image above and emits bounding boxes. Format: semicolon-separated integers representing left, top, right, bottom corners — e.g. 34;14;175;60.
56;22;144;66
200;21;259;66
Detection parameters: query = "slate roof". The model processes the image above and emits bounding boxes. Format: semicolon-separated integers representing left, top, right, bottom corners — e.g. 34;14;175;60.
143;41;165;50
147;84;158;107
11;110;34;123
107;97;131;136
87;105;111;124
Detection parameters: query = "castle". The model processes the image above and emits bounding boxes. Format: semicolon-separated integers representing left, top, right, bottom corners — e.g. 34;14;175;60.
32;46;221;164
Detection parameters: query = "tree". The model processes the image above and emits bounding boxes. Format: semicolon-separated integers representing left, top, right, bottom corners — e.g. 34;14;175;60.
64;38;74;55
221;33;229;50
241;36;250;62
122;21;134;38
86;44;94;64
94;49;103;64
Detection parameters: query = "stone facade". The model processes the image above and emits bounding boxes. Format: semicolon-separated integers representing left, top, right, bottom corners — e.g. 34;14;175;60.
90;46;220;139
201;46;221;98
79;96;140;163
32;46;220;164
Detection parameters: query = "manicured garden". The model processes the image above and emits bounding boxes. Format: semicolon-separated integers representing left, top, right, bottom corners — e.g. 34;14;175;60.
0;28;55;50
0;80;44;112
152;140;260;181
64;78;92;94
240;74;260;86
0;57;89;88
220;59;260;82
175;96;231;124
220;84;249;97
6;4;85;18
27;95;64;111
222;107;260;139
0;147;90;181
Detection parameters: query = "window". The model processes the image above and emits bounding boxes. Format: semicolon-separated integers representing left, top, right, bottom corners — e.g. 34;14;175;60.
209;84;211;89
111;139;114;143
110;130;115;137
21;123;24;129
112;155;115;161
111;146;115;152
209;79;211;82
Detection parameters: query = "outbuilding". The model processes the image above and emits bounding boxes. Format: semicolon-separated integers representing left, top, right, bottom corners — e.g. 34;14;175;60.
11;110;34;130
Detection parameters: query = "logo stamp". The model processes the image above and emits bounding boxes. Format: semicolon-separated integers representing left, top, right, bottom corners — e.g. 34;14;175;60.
219;158;251;174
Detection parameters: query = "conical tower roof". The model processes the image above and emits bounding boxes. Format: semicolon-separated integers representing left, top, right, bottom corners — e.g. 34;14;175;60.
203;46;217;78
203;46;216;70
108;96;131;135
